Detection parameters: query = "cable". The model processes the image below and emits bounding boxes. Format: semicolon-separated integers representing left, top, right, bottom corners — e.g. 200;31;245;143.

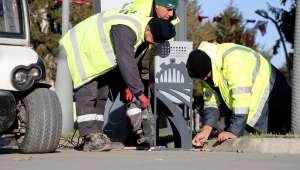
107;89;128;125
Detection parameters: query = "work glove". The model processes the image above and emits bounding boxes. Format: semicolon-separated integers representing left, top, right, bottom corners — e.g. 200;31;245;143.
120;88;133;103
136;93;149;109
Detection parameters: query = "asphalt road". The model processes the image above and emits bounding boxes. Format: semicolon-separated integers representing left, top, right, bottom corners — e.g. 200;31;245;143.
0;147;300;170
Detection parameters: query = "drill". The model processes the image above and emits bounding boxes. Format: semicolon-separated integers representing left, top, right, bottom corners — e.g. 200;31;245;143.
135;100;155;146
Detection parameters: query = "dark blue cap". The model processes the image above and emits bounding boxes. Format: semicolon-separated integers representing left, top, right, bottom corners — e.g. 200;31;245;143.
148;18;176;43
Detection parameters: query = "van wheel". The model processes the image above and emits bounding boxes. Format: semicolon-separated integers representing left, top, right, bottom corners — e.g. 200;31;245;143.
16;88;62;153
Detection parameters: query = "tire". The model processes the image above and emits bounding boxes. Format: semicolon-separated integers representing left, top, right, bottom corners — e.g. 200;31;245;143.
16;88;62;153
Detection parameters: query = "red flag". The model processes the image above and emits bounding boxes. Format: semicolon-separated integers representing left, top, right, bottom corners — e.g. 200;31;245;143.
230;18;239;26
213;16;222;23
246;19;256;23
245;28;255;47
198;15;208;22
235;31;243;44
225;34;233;43
254;21;268;36
216;37;222;44
55;0;94;6
207;39;214;43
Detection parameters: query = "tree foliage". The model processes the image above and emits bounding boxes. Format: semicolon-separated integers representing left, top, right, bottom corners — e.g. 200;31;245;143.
187;0;274;108
28;0;93;86
215;0;273;61
187;0;215;49
215;0;244;44
267;0;295;71
268;0;296;50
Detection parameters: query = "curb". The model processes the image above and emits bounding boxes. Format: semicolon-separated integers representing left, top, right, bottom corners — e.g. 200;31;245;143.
202;138;300;154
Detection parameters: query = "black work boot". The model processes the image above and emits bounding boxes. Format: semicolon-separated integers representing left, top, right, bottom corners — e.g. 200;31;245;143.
83;133;112;152
125;131;139;146
101;134;124;151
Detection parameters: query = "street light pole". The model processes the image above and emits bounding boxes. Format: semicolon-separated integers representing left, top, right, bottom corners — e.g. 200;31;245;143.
269;17;291;81
255;9;291;81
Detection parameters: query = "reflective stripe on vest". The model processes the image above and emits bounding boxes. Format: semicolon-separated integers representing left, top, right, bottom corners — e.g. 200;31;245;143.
70;28;88;83
70;11;143;86
230;86;252;95
248;66;276;126
232;107;249;115
204;103;220;109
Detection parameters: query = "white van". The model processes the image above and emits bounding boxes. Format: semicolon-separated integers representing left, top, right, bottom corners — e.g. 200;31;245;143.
0;0;62;153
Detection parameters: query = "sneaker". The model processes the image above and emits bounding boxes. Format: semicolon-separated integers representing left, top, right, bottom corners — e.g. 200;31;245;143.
102;134;124;151
83;133;112;152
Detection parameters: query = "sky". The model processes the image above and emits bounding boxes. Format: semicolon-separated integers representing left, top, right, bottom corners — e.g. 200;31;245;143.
199;0;293;68
101;0;293;69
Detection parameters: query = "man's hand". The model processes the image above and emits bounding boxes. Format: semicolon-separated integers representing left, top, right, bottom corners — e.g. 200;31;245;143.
120;88;133;103
192;125;212;147
136;93;149;109
218;132;238;142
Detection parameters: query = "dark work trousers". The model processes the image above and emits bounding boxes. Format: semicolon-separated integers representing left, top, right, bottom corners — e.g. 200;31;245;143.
74;68;125;137
125;47;151;133
267;66;292;134
125;96;143;132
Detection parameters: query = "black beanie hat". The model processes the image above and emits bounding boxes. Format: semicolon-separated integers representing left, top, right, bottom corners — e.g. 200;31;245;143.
148;18;176;43
187;49;212;79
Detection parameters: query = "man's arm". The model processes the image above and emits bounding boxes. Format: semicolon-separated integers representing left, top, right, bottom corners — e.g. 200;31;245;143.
200;80;222;129
224;51;253;136
192;80;221;146
110;25;144;96
192;125;212;147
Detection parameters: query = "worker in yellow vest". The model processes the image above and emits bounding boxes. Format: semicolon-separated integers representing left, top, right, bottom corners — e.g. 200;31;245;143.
186;41;291;147
59;8;175;152
122;0;180;146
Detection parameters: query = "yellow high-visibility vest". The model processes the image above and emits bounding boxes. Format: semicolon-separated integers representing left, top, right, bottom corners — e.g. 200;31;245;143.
59;9;151;89
199;42;274;132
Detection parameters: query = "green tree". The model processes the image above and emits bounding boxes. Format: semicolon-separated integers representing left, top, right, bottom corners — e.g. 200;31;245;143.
214;0;244;44
187;0;215;49
186;0;215;109
214;0;273;61
28;0;93;87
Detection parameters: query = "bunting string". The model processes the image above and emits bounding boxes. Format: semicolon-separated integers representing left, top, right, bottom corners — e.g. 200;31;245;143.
186;15;268;48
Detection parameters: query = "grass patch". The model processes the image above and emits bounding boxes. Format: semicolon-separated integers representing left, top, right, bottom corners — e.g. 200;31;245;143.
158;133;174;143
61;131;80;139
204;131;300;140
240;132;300;139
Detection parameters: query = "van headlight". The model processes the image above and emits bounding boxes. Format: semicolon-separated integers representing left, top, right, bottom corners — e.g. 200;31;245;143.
15;71;28;84
12;66;43;91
